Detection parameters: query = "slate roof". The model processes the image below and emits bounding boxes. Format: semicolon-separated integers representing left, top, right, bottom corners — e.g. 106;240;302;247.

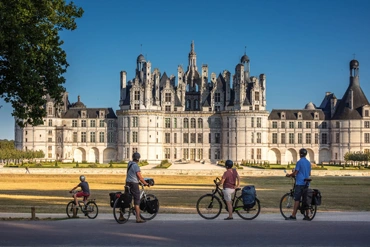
331;80;370;120
63;108;117;119
268;109;327;120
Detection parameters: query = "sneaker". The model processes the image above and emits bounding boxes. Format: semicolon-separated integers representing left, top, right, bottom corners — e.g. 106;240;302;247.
285;215;296;220
224;217;233;220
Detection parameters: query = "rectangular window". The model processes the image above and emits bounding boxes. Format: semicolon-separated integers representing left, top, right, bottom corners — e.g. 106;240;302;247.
322;122;327;129
126;132;130;143
48;130;52;135
190;148;196;160
81;120;86;127
73;132;77;142
214;149;220;159
165;133;170;143
81;132;86;142
190;133;196;143
209;133;211;143
165;105;171;112
48;119;52;126
298;122;302;128
215;93;221;103
174;133;177;143
90;132;96;142
134;91;140;100
99;120;105;127
197;149;203;160
108;120;114;128
251;132;254;143
257;133;261;143
257;117;261;128
198;133;203;143
272;133;277;144
72;120;77;127
336;121;340;128
183;148;189;160
315;133;319;144
365;121;370;128
298;133;302;144
215;133;220;143
165;93;171;102
281;122;285;128
272;121;277;128
336;133;340;143
365;133;370;143
174;118;177;128
108;132;114;143
289;122;294;128
183;133;189;143
306;133;311;144
134;104;140;110
251;149;254;160
257;148;261;160
90;120;96;127
48;146;52;151
133;132;138;143
289;133;294;144
321;133;327;144
251;117;254;128
174;148;177;159
281;133;286;144
164;148;170;159
255;91;260;101
99;132;104;142
165;118;171;128
315;122;319;128
306;122;311;128
133;117;138;127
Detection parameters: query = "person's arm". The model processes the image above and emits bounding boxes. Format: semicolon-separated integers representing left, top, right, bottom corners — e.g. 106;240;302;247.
70;184;79;192
236;174;240;188
218;177;225;186
136;171;149;186
286;169;298;177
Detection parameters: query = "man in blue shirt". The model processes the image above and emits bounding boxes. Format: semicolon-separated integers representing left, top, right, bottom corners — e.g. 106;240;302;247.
286;148;311;220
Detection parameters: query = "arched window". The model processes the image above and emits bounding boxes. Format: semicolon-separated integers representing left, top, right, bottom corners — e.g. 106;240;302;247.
186;100;191;110
191;118;196;128
183;118;189;128
194;100;199;110
198;118;203;128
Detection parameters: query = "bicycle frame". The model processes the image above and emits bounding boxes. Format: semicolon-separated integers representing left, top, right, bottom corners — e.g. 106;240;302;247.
211;178;240;211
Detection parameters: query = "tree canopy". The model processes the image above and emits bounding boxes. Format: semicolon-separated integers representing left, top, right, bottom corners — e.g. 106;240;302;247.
0;0;83;127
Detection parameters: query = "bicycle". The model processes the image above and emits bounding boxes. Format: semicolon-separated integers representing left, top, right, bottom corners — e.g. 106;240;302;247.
66;190;99;219
196;177;261;220
279;174;317;221
113;178;159;224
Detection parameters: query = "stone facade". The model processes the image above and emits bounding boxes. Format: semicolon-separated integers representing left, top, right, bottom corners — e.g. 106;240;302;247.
14;42;370;165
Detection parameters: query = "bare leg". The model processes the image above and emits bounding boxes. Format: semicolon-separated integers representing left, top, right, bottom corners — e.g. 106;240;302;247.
292;200;300;217
226;201;233;218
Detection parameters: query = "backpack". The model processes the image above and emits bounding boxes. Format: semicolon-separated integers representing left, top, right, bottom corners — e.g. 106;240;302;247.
302;188;314;208
312;189;322;206
119;191;132;209
140;197;159;214
242;185;256;208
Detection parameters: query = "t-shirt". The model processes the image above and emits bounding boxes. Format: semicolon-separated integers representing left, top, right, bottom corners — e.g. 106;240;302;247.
222;168;238;189
78;181;90;194
295;157;311;185
126;161;141;183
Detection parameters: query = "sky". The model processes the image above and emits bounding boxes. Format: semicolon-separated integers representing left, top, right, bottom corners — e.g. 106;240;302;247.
1;0;370;140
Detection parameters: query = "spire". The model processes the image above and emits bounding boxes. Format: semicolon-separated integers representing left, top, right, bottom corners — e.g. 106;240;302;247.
188;41;197;69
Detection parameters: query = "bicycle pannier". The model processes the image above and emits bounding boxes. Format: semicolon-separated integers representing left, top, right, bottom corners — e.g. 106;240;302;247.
242;185;256;209
145;198;159;214
312;189;322;206
119;192;132;209
109;192;122;208
302;188;314;208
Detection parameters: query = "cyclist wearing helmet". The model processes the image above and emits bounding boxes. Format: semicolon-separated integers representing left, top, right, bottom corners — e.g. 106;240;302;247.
285;148;311;220
125;152;149;223
70;175;90;207
217;159;240;220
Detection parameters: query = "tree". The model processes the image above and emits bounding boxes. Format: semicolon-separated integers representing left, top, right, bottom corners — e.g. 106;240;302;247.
0;0;83;127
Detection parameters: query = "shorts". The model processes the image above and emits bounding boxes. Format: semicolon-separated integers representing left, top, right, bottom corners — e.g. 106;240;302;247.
223;188;235;202
75;192;90;200
126;182;140;205
293;185;306;201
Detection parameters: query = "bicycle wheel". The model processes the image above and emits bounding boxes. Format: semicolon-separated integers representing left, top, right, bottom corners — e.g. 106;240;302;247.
196;194;222;220
235;196;261;220
85;201;99;219
303;204;317;221
280;193;294;219
66;201;78;218
139;194;159;220
113;198;130;224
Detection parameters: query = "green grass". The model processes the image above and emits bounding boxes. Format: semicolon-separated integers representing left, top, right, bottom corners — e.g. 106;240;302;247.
0;174;369;215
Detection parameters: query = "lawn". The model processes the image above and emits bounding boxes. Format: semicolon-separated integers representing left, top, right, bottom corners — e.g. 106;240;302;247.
0;174;369;215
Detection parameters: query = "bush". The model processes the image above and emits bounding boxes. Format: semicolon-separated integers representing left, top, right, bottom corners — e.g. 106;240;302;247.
155;160;171;169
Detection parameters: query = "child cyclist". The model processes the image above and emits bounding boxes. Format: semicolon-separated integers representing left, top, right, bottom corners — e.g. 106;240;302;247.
70;175;90;207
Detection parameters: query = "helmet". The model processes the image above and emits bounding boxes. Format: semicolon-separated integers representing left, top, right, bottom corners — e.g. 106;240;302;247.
299;148;308;158
132;152;141;161
225;160;233;169
79;175;85;182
